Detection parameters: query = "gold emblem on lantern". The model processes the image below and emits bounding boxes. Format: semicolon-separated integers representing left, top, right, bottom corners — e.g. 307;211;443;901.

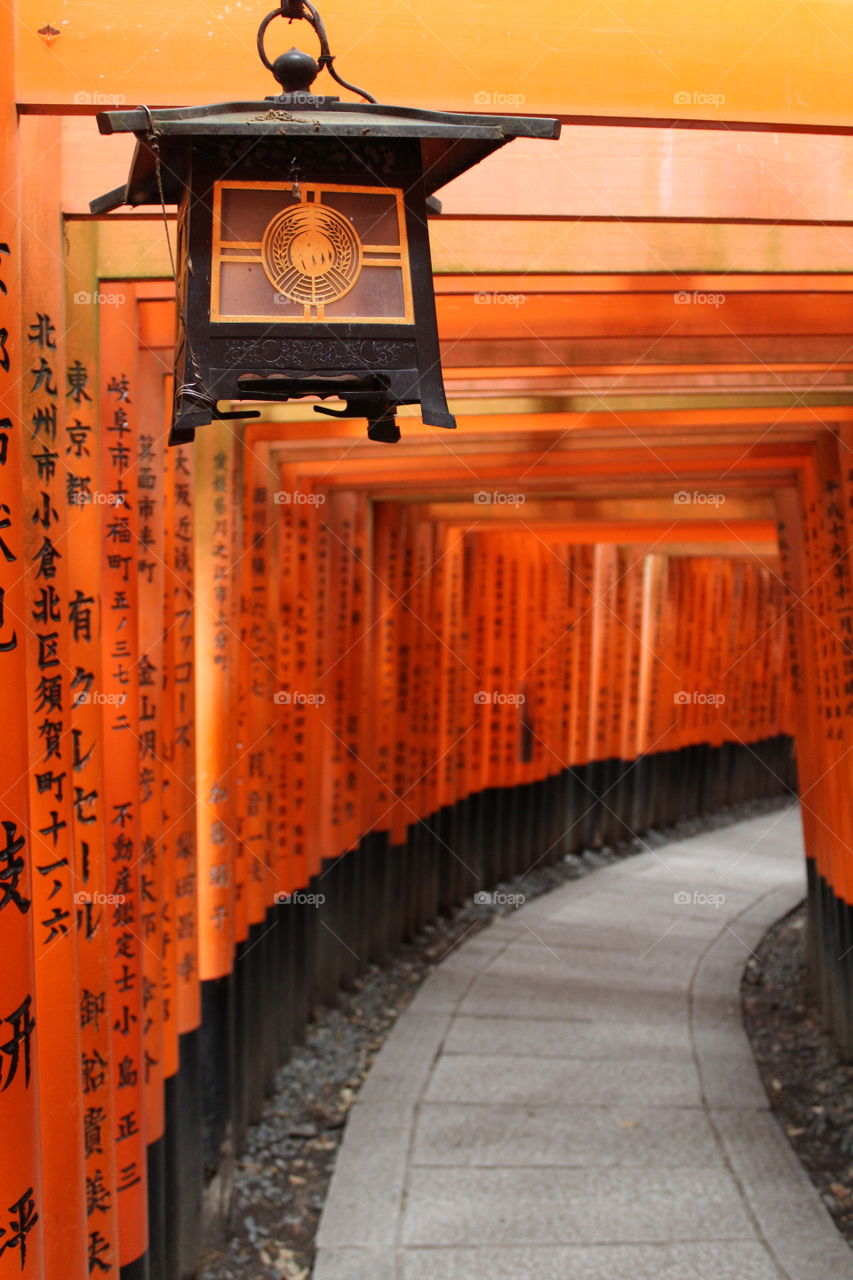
211;180;414;324
261;203;363;305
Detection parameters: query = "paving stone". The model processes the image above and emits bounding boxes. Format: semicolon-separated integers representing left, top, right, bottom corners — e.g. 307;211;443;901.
491;939;699;986
401;1166;754;1246
544;892;724;933
457;971;687;1023
432;937;507;975
358;1014;451;1103
691;1023;770;1108
423;1053;701;1107
401;1242;783;1280
442;1014;693;1061
316;1102;413;1249
488;914;723;953
767;1233;853;1280
404;968;474;1015
712;1107;853;1278
411;1102;721;1167
313;1248;397;1280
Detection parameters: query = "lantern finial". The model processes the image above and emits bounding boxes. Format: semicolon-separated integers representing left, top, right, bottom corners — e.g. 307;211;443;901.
257;1;377;103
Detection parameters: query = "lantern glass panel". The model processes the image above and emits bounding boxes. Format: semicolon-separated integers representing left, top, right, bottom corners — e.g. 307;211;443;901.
211;180;413;324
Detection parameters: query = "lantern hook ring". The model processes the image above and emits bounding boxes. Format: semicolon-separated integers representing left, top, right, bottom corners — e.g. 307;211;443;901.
257;0;377;104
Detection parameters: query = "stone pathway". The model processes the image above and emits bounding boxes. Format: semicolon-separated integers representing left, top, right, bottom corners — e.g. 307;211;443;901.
314;804;853;1280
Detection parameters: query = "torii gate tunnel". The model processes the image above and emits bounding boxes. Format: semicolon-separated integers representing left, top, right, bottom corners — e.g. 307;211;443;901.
1;1;852;1277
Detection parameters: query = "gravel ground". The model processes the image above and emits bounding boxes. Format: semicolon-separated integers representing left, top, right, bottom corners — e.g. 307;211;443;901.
743;903;853;1245
197;796;788;1280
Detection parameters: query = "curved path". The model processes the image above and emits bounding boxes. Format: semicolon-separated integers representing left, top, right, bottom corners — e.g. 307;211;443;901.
314;804;853;1280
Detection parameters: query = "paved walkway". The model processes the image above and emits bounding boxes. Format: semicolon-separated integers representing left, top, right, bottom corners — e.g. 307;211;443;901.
314;804;853;1280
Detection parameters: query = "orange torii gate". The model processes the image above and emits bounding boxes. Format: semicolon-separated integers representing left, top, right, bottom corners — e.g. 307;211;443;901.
4;0;853;1273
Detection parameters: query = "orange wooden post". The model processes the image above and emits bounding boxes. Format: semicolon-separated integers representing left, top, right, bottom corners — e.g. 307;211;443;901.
620;550;645;767
558;544;576;775
750;566;770;748
817;437;853;915
469;532;492;801
487;534;508;794
764;569;785;747
274;462;326;899
805;438;853;1022
491;532;512;798
370;502;400;842
507;539;527;798
673;558;694;754
65;234;120;1279
353;488;380;845
566;542;594;845
194;422;238;983
701;563;722;757
19;115;88;1280
318;490;358;867
409;515;439;832
603;545;624;769
346;492;371;855
98;291;148;1272
774;489;809;770
459;531;479;814
134;351;168;1267
239;442;277;931
487;532;511;877
160;429;202;1273
230;443;249;962
388;506;412;849
466;531;486;812
596;542;621;838
800;452;843;1003
193;419;241;1210
430;521;449;827
162;440;200;1044
154;378;178;1087
635;554;667;763
571;546;595;778
826;434;853;966
301;474;331;886
413;514;445;907
436;525;466;822
234;440;278;1102
535;540;560;787
336;488;372;958
0;63;45;1278
159;430;180;1087
656;556;678;760
449;527;472;813
699;559;722;753
261;450;281;907
722;560;744;752
793;463;832;904
274;462;298;902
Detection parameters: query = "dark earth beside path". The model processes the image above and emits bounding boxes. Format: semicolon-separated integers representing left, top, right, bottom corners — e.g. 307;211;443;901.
743;903;853;1247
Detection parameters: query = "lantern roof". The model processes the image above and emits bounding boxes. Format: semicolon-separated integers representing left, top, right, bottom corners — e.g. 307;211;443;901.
91;100;560;215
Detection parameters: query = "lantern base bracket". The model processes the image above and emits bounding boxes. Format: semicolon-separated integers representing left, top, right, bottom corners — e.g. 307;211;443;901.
169;394;261;447
420;407;457;431
313;396;402;443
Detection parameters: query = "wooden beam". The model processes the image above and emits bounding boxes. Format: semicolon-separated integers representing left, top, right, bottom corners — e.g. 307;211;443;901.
14;0;853;129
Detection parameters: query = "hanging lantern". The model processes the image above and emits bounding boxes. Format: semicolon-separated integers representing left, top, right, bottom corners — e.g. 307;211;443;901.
91;0;559;444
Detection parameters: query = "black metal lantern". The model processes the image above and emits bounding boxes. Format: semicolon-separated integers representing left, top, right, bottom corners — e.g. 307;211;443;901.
91;0;560;445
